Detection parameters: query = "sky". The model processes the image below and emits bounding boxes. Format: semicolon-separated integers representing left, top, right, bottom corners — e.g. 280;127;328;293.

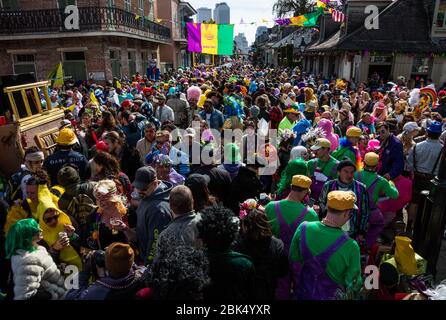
186;0;277;46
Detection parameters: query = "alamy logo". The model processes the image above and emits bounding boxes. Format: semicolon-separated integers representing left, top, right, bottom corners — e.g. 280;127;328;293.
364;265;380;290
364;5;379;30
64;265;79;290
64;5;80;30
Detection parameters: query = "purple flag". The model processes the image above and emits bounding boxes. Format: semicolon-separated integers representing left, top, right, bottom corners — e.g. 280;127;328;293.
187;22;202;53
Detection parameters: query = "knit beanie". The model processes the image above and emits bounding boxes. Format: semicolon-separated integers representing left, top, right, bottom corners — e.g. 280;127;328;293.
57;166;80;187
105;242;134;279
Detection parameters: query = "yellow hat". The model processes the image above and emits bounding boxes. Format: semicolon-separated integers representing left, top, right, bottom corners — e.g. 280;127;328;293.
311;138;331;151
346;126;362;138
291;175;312;189
364;152;379;167
57;128;77;146
327;191;358;211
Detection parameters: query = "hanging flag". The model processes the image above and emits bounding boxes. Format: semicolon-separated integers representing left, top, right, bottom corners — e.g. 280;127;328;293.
47;62;64;88
332;9;345;23
316;0;327;8
275;8;323;26
187;23;234;56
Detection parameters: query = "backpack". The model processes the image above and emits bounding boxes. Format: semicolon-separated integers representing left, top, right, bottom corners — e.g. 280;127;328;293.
66;192;97;226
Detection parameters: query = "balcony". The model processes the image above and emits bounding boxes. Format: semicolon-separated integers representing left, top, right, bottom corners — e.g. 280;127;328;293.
0;7;171;42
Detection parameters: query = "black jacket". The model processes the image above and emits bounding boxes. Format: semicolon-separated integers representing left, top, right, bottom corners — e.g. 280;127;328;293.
43;150;91;185
229;166;263;214
234;236;289;300
119;144;143;182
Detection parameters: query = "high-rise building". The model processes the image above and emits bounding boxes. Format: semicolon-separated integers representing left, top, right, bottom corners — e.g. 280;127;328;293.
255;26;268;40
234;33;249;55
214;2;230;24
197;7;212;23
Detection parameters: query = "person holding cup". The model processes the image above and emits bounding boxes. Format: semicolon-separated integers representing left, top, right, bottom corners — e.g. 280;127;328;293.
37;184;82;271
86;180;136;251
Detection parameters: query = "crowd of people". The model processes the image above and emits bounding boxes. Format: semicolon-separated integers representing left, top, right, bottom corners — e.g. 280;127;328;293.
0;61;445;300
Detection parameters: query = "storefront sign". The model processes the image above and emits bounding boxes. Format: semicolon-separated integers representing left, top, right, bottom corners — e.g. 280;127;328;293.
370;55;392;64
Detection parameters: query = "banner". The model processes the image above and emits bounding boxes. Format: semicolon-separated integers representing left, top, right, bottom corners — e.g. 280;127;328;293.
187;23;234;56
275;8;323;26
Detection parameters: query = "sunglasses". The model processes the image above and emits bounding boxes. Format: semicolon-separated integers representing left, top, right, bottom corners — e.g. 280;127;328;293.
44;214;60;224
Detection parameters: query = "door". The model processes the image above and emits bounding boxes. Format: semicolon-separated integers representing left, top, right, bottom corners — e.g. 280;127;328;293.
63;51;87;81
110;50;121;79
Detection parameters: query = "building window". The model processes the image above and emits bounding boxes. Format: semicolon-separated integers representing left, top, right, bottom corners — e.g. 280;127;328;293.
110;50;121;79
107;0;115;7
13;54;36;75
63;51;87;81
435;0;446;28
128;51;136;76
138;0;144;16
148;0;155;21
1;0;18;10
58;0;76;9
124;0;131;12
412;56;431;74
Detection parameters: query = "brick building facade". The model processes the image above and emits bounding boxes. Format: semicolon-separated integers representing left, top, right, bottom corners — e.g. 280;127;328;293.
0;0;170;82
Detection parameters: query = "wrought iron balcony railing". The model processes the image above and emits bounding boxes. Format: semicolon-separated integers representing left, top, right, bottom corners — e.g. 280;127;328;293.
0;7;171;41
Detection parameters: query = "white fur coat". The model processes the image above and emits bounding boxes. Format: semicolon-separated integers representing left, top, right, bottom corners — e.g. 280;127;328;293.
11;246;67;300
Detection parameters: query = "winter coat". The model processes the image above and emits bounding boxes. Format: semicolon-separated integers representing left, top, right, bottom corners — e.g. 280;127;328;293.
234;236;289;300
229;166;263;214
154;212;200;262
11;246;66;300
136;181;173;265
43;149;91;185
65;269;145;300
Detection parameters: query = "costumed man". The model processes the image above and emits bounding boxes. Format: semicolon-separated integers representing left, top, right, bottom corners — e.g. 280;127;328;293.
354;152;399;248
37;184;82;270
265;175;319;299
332;126;362;169
316;160;369;248
222;92;245;130
6;147;44;205
308;138;339;204
4;177;61;235
279;104;300;136
147;59;160;82
376;121;404;181
290;190;362;300
303;87;318;123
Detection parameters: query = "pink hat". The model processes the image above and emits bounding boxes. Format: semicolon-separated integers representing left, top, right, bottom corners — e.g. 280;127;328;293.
367;139;380;152
375;102;386;110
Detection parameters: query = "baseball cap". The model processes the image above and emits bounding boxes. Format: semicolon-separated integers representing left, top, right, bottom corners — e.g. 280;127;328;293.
327;191;358;211
132;166;157;190
311;138;331;151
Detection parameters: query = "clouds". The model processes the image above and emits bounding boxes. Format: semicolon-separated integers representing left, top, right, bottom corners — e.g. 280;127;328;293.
186;0;275;45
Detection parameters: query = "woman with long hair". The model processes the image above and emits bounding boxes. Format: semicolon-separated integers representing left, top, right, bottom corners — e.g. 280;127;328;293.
184;174;217;212
91;151;133;202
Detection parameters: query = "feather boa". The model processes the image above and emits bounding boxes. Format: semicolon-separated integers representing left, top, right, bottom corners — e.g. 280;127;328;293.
337;138;363;170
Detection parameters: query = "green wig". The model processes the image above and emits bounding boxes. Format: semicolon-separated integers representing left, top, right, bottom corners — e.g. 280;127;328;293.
277;158;309;195
5;218;41;259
